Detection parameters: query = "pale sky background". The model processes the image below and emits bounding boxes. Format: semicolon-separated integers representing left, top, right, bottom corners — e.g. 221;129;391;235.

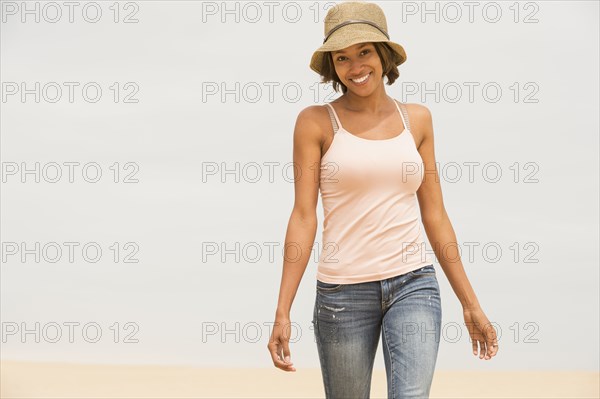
1;1;598;371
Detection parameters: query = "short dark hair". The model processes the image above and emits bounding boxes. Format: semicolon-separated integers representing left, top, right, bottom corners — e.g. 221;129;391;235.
317;42;401;94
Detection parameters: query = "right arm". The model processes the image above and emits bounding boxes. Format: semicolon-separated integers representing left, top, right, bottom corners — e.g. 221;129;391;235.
267;106;325;372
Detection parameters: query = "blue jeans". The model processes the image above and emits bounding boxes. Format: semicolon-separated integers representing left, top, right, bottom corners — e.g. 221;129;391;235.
312;264;442;399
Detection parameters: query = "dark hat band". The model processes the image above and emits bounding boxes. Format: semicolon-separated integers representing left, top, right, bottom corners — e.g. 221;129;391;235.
323;19;389;44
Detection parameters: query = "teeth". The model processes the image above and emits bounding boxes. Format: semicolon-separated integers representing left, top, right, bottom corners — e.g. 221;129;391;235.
351;72;370;83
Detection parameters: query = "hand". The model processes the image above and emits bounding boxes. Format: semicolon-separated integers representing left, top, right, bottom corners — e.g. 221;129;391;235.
267;316;297;372
463;306;499;360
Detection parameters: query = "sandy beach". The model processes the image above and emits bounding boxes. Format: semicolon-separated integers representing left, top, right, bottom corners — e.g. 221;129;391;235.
1;360;598;398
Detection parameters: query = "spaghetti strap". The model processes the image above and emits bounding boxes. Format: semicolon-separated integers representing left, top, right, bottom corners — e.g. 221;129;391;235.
327;100;409;135
325;103;342;134
394;99;410;132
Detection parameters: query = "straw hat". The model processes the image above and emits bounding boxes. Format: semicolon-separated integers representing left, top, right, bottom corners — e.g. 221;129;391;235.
309;1;407;75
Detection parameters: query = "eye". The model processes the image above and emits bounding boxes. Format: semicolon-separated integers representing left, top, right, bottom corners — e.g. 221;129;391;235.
336;49;371;62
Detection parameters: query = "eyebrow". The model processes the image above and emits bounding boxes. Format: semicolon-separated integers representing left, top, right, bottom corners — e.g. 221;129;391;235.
333;43;370;55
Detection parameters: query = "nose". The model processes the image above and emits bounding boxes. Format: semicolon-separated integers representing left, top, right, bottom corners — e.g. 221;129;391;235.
349;60;366;77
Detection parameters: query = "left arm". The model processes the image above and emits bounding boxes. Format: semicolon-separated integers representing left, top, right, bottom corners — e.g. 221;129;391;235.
408;103;499;361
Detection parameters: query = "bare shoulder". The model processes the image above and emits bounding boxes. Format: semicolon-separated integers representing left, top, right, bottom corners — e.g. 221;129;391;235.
404;102;432;121
403;103;434;149
293;105;330;146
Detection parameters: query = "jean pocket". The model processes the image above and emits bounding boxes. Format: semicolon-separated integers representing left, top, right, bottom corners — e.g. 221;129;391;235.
316;279;343;292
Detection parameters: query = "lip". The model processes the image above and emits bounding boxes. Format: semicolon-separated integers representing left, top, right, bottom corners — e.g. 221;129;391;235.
349;72;372;86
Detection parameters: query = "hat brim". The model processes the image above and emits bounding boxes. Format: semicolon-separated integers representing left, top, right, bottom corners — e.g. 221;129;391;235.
309;24;406;75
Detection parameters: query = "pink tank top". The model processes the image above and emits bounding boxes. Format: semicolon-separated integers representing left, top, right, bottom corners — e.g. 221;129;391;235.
317;99;433;284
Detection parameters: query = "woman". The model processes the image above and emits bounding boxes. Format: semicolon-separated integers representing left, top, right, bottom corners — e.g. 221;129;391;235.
267;2;499;398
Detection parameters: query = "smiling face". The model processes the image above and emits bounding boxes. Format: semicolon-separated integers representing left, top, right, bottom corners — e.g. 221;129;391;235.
331;42;383;94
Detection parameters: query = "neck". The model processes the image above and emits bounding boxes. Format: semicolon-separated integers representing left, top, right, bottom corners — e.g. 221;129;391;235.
340;83;391;114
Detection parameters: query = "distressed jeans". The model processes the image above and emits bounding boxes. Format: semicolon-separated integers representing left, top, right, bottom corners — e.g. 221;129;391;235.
311;264;442;399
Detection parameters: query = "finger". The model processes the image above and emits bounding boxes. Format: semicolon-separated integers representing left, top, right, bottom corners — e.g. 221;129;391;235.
276;353;296;371
271;349;295;370
487;342;497;359
476;339;483;359
483;325;498;359
279;323;296;371
485;340;495;359
282;340;293;365
488;340;499;358
267;342;282;366
268;344;296;371
484;341;492;360
479;340;487;359
472;339;478;356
